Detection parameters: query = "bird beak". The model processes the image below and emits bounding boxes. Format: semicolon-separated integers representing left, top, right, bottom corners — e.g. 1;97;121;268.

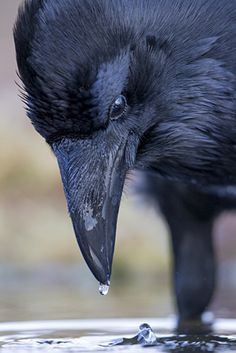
52;129;136;286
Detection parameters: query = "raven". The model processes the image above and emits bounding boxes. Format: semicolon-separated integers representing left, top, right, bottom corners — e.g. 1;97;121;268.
14;0;236;320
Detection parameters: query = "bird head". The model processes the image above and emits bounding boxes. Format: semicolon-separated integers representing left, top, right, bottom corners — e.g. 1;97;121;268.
14;0;167;286
14;0;236;286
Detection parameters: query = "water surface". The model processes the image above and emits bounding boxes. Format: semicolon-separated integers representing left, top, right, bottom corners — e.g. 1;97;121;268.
0;318;236;352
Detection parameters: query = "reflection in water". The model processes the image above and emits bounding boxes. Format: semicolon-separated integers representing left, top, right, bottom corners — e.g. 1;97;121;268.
0;319;236;353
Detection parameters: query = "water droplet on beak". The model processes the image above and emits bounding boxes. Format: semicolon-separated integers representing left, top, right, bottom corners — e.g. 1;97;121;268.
99;282;110;296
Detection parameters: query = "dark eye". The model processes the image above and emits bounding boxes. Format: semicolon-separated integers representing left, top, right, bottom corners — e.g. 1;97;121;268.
109;95;127;120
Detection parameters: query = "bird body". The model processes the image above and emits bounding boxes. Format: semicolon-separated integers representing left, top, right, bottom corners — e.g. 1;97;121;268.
14;0;236;320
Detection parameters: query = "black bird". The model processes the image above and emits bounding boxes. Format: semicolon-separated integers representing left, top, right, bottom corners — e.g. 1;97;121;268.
14;0;236;320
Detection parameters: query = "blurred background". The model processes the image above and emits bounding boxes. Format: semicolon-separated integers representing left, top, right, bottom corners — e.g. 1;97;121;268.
0;1;235;323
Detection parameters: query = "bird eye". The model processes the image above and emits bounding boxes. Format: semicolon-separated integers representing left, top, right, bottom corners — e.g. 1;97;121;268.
109;95;127;120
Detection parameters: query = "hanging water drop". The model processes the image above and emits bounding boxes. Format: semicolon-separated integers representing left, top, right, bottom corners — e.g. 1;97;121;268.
99;282;110;296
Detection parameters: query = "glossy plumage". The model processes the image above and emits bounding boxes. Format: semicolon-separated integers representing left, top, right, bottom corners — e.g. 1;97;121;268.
14;0;236;320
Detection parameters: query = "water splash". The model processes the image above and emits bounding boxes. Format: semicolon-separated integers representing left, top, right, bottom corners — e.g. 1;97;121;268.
99;283;110;296
102;323;158;347
137;323;158;346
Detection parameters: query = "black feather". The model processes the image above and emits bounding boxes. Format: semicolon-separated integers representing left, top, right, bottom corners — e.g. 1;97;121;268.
14;0;236;185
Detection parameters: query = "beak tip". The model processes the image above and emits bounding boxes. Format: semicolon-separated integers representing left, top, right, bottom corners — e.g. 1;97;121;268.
93;264;112;288
70;211;114;288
